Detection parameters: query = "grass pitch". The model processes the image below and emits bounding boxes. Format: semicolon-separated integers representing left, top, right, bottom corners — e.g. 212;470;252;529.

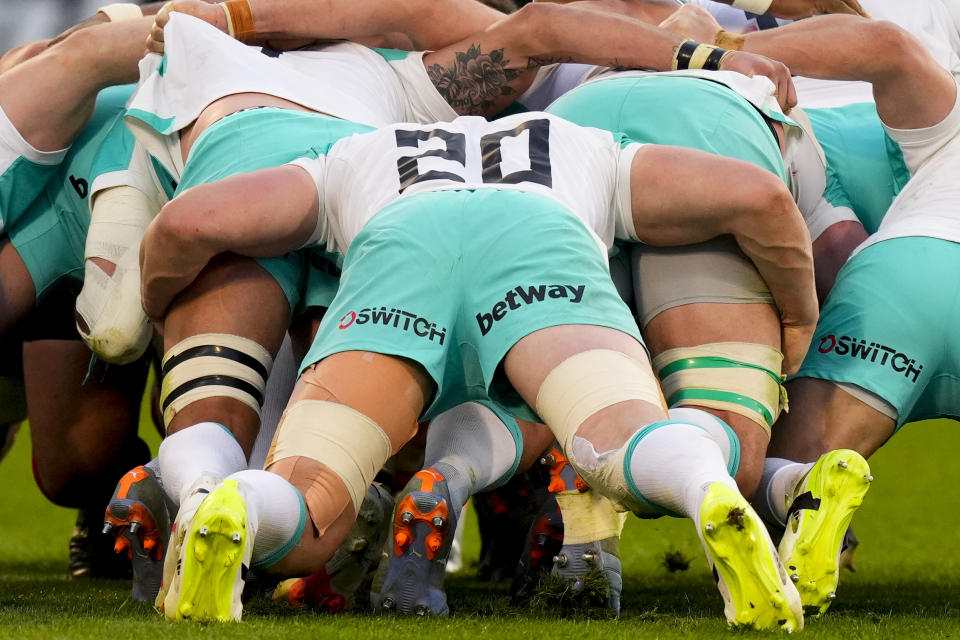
0;416;958;639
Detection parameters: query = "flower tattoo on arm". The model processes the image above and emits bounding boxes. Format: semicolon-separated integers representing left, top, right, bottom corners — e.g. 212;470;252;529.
427;45;521;116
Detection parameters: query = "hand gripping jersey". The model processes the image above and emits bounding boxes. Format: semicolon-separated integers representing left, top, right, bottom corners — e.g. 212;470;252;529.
126;12;456;179
291;113;642;257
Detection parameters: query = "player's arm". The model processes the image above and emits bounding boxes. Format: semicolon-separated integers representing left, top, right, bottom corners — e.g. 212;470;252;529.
149;0;503;53
708;0;866;19
0;2;169;74
740;16;956;129
626;145;817;374
139;165;319;320
423;1;795;116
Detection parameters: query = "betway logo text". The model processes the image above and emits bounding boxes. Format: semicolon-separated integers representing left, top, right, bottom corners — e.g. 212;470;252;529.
477;284;585;336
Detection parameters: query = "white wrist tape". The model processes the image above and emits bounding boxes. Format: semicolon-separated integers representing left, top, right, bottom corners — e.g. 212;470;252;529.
96;3;143;22
731;0;774;14
76;186;158;364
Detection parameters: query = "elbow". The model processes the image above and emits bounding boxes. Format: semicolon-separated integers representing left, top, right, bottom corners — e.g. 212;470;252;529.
503;3;563;56
862;20;925;79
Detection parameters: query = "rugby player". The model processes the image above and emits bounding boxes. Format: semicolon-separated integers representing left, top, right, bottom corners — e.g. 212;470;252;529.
720;10;960;616
138;103;818;630
105;0;795;614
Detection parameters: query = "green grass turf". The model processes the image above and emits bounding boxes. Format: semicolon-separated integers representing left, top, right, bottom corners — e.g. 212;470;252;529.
0;415;958;638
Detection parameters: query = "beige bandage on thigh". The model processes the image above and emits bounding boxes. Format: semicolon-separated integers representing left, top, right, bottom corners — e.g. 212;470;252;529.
265;399;391;515
653;342;786;433
535;349;664;512
631;237;774;328
76;186;162;364
160;333;273;428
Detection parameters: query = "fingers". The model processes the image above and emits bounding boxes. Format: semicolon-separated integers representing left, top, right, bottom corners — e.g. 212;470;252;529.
145;2;174;54
781;324;815;376
824;0;869;17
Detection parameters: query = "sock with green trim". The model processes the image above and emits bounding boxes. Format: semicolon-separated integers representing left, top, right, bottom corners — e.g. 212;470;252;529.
226;469;304;570
627;421;739;528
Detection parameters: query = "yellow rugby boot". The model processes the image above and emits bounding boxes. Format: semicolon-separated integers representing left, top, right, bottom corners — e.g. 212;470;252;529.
779;449;872;618
168;478;250;622
699;482;803;632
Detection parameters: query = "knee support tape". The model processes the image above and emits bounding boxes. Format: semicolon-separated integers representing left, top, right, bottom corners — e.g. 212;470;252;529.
534;349;664;455
535;350;665;514
265;399;391;514
653;342;786;433
76;186;161;364
160;333;273;428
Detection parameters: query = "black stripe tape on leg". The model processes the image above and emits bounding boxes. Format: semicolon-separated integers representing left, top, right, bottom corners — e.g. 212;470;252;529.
161;375;266;412
161;344;269;380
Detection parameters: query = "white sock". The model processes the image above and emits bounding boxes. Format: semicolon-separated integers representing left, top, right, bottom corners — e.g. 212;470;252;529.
425;402;519;511
753;458;815;529
227;469;304;571
158;422;247;506
250;334;297;470
627;422;739;528
667;407;737;469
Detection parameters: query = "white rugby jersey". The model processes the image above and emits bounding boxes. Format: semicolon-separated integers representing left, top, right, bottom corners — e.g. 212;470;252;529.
856;88;960;252
126;13;456;178
291;113;642;256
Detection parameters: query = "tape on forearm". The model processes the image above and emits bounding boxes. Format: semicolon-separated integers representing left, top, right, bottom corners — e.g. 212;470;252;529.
672;39;732;71
714;29;745;51
96;3;143;22
77;186;159;364
555;490;628;544
220;0;256;42
731;0;773;14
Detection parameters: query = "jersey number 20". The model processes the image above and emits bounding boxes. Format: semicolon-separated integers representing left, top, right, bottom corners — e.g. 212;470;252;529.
395;119;552;193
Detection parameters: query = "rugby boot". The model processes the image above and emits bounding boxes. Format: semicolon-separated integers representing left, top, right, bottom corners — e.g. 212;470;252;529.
474;463;551;582
274;482;393;612
837;526;859;573
156;474;220;617
166;478;251;622
550;536;623;615
103;465;174;602
69;506;132;579
510;494;564;603
537;445;624;616
779;450;872;618
371;468;456;615
699;482;803;632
